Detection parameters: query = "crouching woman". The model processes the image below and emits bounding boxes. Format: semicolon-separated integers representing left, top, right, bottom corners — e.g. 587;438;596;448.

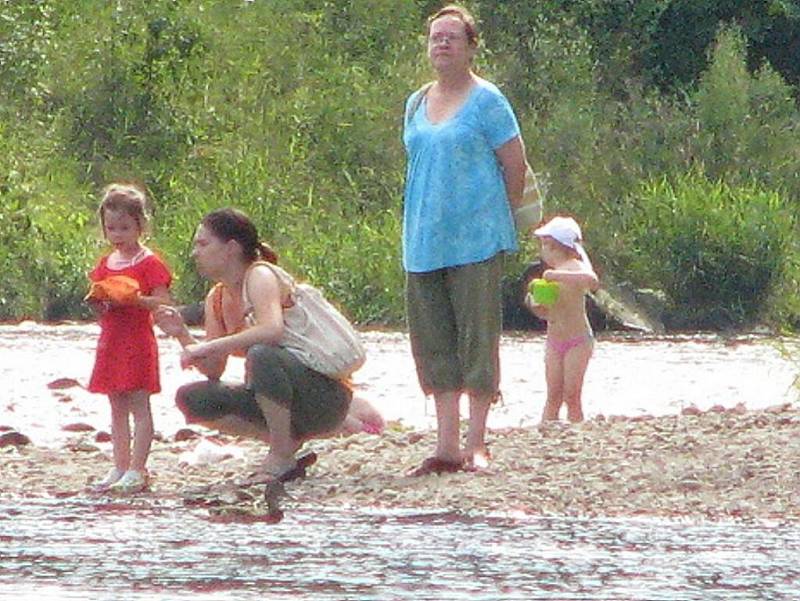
155;208;376;482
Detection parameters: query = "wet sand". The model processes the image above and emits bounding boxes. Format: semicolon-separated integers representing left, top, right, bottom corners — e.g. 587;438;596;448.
3;403;799;522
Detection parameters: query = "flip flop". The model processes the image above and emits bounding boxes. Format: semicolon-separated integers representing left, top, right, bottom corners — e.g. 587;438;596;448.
407;456;464;478
242;452;319;487
275;451;318;483
262;452;318;519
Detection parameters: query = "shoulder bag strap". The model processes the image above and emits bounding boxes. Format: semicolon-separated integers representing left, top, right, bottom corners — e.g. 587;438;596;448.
407;82;434;124
243;261;295;311
211;283;227;331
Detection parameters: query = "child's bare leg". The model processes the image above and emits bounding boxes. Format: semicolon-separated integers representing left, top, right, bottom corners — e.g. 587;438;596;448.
562;341;593;423
109;394;131;471
542;345;564;421
127;390;154;472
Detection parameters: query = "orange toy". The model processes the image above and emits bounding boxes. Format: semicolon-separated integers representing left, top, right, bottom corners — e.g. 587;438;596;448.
85;275;141;304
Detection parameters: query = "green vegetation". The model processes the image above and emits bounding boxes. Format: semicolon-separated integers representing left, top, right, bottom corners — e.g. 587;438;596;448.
1;0;799;330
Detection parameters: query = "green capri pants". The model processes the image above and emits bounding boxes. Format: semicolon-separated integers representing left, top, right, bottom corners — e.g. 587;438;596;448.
175;345;351;440
405;253;504;398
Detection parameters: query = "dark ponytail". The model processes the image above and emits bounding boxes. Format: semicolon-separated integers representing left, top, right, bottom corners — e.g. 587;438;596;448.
202;208;278;265
257;241;278;264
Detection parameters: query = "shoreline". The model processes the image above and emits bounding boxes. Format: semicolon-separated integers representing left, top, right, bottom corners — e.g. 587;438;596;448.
3;404;799;523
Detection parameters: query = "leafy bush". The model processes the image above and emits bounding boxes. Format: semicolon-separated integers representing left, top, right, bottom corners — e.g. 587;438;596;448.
614;174;796;328
2;1;800;331
692;27;800;196
47;2;206;182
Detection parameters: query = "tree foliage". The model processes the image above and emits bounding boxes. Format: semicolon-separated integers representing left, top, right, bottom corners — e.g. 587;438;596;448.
1;0;799;329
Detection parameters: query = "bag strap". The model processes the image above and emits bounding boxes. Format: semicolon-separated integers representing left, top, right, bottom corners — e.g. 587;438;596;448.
514;165;544;232
242;261;296;313
407;82;434;124
210;283;227;331
212;262;292;333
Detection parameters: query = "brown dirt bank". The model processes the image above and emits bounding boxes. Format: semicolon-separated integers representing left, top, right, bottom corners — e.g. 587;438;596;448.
2;405;799;522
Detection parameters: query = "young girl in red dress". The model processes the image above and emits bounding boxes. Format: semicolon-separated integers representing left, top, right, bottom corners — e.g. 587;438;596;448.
87;183;172;493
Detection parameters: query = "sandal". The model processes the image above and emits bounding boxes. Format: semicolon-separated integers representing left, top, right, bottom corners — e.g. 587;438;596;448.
274;451;318;483
90;467;125;492
407;456;464;478
246;451;319;486
261;452;318;520
108;470;148;494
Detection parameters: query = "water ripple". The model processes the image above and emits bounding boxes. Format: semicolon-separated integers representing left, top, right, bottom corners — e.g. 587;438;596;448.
0;499;798;600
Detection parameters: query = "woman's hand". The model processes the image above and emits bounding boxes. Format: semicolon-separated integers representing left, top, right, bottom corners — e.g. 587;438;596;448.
180;341;221;370
154;305;187;338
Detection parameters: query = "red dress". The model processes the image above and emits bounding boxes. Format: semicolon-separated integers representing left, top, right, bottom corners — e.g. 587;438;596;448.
88;251;172;394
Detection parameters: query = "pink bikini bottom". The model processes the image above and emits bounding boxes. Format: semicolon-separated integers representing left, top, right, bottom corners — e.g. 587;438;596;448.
547;333;594;358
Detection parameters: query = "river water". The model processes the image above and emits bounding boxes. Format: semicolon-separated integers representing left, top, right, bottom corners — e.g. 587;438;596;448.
1;500;799;600
1;323;799;599
2;322;798;445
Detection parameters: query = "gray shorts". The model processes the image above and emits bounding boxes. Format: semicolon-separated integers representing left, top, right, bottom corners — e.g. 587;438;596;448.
405;254;503;397
175;345;351;440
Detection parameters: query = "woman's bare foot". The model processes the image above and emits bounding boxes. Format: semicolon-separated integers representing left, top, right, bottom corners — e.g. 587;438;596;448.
462;446;492;471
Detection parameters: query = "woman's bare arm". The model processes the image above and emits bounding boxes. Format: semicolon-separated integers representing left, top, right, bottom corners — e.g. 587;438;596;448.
495;135;527;210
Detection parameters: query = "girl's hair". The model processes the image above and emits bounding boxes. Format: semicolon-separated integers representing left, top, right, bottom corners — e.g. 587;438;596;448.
428;4;479;47
201;208;278;264
99;182;150;233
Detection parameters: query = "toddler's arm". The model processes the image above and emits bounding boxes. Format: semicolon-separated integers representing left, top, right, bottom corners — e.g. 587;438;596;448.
543;266;599;291
523;292;549;320
138;285;172;311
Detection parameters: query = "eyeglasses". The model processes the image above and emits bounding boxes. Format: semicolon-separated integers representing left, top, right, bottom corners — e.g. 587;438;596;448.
428;32;466;46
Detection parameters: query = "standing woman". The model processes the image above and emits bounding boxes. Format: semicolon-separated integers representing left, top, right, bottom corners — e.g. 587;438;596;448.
403;5;528;474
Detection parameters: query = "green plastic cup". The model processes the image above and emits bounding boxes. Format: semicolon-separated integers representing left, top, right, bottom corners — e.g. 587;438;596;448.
529;278;560;306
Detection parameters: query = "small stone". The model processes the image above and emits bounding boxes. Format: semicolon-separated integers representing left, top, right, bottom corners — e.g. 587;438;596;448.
95;431;112;443
406;432;424;445
62;423;95;432
0;431;31;447
174;428;200;442
678;478;702;492
728;403;747;415
46;377;82;390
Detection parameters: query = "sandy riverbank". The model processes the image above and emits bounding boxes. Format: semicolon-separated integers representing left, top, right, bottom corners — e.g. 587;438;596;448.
2;404;799;522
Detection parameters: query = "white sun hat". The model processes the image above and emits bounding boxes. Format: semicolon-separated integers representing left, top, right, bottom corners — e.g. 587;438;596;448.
534;216;591;265
534;216;582;248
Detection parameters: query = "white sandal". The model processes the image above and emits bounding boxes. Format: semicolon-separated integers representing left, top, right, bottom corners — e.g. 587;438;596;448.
91;467;125;492
108;470;147;494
